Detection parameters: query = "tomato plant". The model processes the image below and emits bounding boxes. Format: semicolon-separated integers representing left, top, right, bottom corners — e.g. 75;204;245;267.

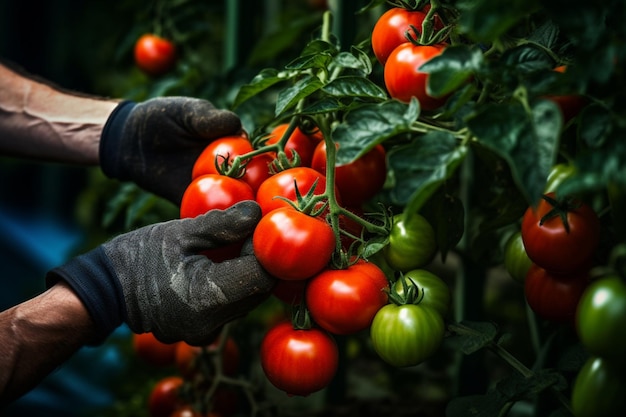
576;276;626;363
175;336;240;379
255;166;337;215
148;376;184;417
252;207;335;280
305;261;389;335
383;213;437;272
571;356;626;417
521;193;600;274
384;43;449;110
134;33;177;77
370;303;445;367
503;231;533;284
260;321;338;396
311;142;387;207
133;332;178;367
524;263;589;323
393;269;451;317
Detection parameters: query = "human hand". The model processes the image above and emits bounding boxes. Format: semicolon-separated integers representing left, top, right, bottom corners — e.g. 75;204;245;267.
46;201;274;346
99;97;242;205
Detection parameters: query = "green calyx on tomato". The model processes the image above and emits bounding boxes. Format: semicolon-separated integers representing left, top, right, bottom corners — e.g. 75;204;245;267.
392;269;451;317
576;275;626;364
383;213;437;272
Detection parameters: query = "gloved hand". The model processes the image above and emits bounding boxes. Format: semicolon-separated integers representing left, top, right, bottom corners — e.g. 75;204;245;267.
46;201;274;346
99;97;242;205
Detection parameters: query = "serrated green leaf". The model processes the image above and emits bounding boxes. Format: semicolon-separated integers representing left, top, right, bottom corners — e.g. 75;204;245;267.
457;0;539;42
387;131;467;212
232;69;287;109
322;76;387;100
447;321;499;355
466;99;561;205
420;45;484;97
285;53;333;71
275;75;324;117
333;99;420;164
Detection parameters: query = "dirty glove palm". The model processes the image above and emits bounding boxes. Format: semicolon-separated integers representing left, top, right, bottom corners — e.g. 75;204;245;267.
100;97;242;205
46;201;273;346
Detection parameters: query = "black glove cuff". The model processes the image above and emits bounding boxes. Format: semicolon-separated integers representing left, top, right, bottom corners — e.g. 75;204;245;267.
46;247;127;345
100;100;136;181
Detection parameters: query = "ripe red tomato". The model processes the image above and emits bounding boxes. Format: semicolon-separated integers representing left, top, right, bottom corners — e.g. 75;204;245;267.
311;142;387;207
134;34;177;77
132;332;178;367
192;135;272;194
253;207;335;280
521;193;600;274
305;261;389;335
266;124;317;167
260;321;338;396
384;43;449;110
546;65;588;123
255;167;333;216
524;263;589;323
175;336;240;379
372;8;438;65
148;376;184;417
180;174;255;219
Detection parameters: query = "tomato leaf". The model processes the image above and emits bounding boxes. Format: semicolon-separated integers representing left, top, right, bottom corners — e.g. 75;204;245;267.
456;0;539;42
233;69;287;109
333;99;420;164
275;75;324;117
446;321;498;355
466;99;561;206
387;131;467;213
419;45;484;97
322;76;387;100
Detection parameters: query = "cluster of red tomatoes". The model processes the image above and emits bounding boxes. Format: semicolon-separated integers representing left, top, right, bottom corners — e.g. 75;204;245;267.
133;331;241;417
371;6;449;110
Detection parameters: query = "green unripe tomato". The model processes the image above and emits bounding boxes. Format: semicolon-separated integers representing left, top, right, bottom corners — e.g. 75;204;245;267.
383;213;437;272
503;231;533;283
393;269;451;316
571;356;626;417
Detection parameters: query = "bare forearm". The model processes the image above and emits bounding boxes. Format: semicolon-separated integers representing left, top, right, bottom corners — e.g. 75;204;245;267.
0;62;119;165
0;282;98;406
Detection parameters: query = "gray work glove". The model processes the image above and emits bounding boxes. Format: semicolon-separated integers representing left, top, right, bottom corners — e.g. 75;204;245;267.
46;201;274;346
100;97;242;205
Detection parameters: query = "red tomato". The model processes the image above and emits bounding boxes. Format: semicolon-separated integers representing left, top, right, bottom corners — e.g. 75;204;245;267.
384;43;448;110
305;261;389;335
260;321;338;396
521;193;600;274
180;174;255;261
266;124;317;167
546;65;588;123
148;376;184;417
252;207;335;280
255;167;334;216
524;264;589;323
134;34;177;77
311;142;387;207
132;332;178;367
175;336;240;379
371;8;437;65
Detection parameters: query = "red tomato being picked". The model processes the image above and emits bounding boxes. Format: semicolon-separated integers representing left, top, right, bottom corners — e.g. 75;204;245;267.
252;207;335;281
384;43;449;111
134;34;177;77
266;123;318;167
260;321;338;396
305;260;389;335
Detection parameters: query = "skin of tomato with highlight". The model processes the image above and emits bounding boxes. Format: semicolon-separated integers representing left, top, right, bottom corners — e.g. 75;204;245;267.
524;263;589;323
311;142;387;207
260;321;338;396
266;123;317;167
384;43;448;110
255;167;335;216
521;193;600;274
371;8;428;65
252;207;335;280
134;34;177;77
305;261;389;335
